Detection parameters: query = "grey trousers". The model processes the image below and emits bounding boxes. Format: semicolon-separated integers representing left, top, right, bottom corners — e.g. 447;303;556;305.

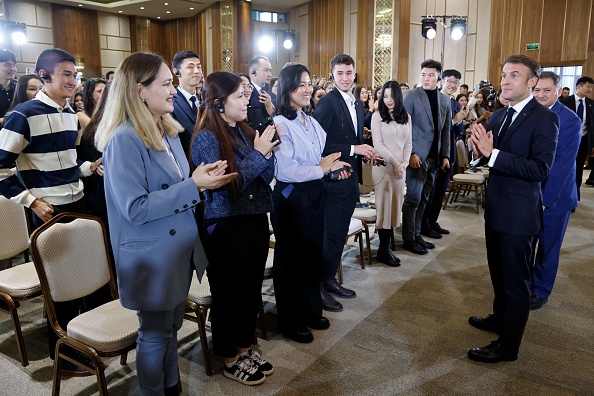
402;157;438;242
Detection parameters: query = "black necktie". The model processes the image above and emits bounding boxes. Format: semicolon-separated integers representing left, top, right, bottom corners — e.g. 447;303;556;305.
577;98;584;121
497;107;516;143
190;96;198;114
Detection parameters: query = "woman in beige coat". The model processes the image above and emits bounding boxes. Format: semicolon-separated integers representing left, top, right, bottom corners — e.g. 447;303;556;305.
371;80;412;267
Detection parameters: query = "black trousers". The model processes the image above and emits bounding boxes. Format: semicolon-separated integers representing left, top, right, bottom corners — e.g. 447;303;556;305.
322;175;359;282
271;180;325;333
485;224;535;354
575;135;594;200
421;166;450;231
202;214;269;358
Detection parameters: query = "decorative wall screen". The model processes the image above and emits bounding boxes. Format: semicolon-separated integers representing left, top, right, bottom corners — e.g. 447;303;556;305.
372;0;394;88
221;1;234;72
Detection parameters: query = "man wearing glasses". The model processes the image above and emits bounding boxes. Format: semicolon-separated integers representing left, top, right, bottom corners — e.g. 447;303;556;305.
421;69;469;238
0;49;17;127
171;50;203;157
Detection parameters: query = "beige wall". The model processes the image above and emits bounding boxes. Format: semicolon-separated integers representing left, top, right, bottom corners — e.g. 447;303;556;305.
407;0;492;88
98;12;131;78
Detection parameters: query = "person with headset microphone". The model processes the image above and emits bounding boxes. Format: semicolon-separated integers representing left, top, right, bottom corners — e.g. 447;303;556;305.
0;48;104;373
171;50;203;158
247;56;276;133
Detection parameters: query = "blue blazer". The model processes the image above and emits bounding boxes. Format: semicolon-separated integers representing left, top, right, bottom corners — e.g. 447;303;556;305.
484;97;559;236
171;87;197;157
542;101;582;212
103;122;201;311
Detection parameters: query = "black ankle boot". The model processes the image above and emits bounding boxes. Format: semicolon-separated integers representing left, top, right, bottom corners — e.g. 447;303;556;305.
164;383;181;395
376;229;401;267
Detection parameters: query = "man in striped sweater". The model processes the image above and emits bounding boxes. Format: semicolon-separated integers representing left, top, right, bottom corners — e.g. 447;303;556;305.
0;48;104;373
0;48;101;228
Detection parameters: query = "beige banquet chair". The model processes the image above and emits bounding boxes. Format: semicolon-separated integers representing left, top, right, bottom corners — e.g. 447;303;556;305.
0;195;42;367
30;213;137;396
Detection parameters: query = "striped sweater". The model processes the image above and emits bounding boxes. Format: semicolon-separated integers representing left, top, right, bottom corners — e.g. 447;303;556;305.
0;91;92;207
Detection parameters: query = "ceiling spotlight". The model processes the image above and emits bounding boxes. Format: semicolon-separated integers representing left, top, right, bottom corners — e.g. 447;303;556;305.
140;6;144;9
421;18;437;40
283;30;295;49
257;34;275;53
450;18;466;40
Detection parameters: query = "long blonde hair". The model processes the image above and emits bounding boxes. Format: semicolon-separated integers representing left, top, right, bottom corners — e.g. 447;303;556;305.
95;52;182;152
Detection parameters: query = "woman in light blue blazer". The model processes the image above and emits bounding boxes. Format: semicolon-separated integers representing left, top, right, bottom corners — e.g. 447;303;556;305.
95;52;236;396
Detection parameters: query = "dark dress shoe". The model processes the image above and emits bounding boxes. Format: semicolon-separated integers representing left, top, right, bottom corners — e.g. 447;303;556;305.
323;279;356;299
307;316;330;330
376;248;401;267
585;179;594;186
468;314;501;334
415;235;435;249
420;228;442;239
282;327;314;343
402;240;428;255
165;384;181;396
320;287;343;312
530;294;548;310
433;222;450;234
467;341;517;363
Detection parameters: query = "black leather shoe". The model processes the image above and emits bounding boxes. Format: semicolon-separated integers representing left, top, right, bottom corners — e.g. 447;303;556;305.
468;314;501;334
415;235;435;249
402;240;428;255
530;294;548;310
585;179;594;186
307;316;330;330
282;327;314;343
320;287;343;312
467;341;517;363
376;248;401;267
420;228;442;239
433;222;450;234
323;279;356;299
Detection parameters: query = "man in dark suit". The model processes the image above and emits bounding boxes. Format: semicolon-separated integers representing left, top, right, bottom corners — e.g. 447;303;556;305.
247;56;276;132
402;59;451;255
421;68;469;238
530;72;581;310
468;54;559;363
560;76;594;195
315;53;378;312
171;50;203;158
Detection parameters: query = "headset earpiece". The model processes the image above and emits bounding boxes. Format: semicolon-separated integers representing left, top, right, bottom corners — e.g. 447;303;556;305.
173;69;181;77
250;69;257;76
215;101;224;113
39;70;51;82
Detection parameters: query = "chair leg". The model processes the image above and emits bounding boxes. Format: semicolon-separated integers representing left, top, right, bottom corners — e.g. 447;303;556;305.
95;363;108;396
52;344;64;396
474;185;480;214
120;351;128;365
361;223;371;269
1;295;28;366
197;306;213;376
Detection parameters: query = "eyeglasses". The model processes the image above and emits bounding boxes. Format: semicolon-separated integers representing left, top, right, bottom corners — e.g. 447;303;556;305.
444;79;460;86
242;83;254;90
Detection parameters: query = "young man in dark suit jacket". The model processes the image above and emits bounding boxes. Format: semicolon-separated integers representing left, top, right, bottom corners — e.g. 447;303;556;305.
530;72;581;310
247;56;276;132
171;50;203;158
469;54;559;363
314;53;378;312
560;76;594;197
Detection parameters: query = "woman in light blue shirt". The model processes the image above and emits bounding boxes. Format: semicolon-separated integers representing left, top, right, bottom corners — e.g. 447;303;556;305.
271;64;350;343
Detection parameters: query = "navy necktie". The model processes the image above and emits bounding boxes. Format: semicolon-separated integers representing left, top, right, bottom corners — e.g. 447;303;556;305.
190;95;198;114
577;98;584;121
497;107;516;143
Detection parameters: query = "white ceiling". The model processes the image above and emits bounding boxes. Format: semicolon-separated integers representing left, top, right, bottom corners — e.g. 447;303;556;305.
37;0;308;21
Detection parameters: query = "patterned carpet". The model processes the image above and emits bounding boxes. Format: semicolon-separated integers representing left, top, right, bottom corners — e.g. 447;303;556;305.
1;182;593;395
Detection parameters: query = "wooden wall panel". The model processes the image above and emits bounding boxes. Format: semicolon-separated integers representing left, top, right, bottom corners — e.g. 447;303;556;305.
235;1;252;74
584;0;594;95
539;0;566;64
488;0;505;90
50;4;101;78
356;0;374;87
500;0;523;58
396;0;411;84
563;0;592;62
308;0;345;78
519;0;543;58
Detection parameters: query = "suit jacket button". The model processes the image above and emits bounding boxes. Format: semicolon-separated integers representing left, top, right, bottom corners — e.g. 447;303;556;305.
192;200;197;204
183;204;188;208
174;209;179;214
248;194;254;200
169;229;176;236
162;183;169;189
